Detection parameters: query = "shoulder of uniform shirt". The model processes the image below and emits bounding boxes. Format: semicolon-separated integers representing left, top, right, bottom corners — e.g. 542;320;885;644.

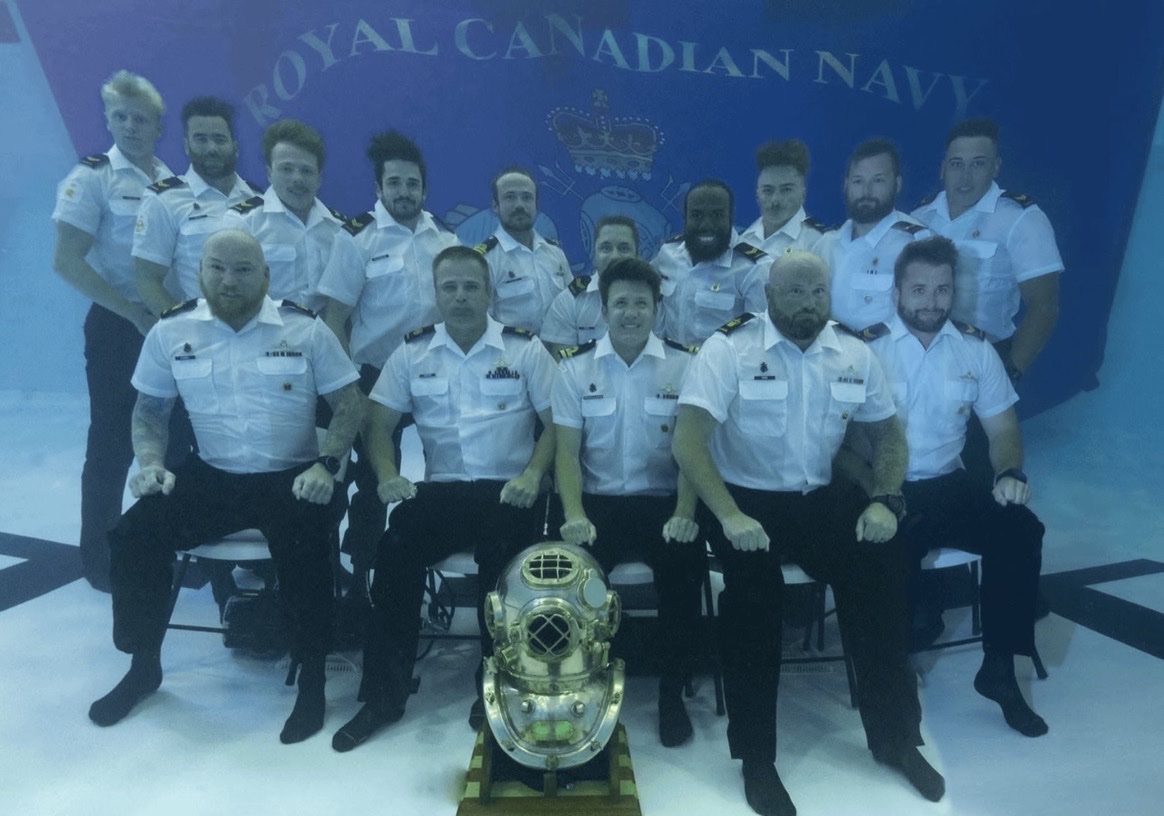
999;190;1037;209
950;319;987;340
802;215;828;232
568;275;592;296
914;191;939;210
732;241;768;263
662;232;684;245
78;152;110;169
326;204;349;222
147;176;186;194
556;339;597;360
716;312;756;335
502;325;536;341
850;322;891;341
404;324;437;343
279;299;318;318
543;235;561;248
160;298;198;319
663;337;700;354
892;220;927;235
342;211;375;236
473;234;500;255
228;195;264;215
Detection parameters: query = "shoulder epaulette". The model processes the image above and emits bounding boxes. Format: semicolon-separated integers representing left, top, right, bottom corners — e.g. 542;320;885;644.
544;236;561;247
802;216;827;232
732;241;768;263
343;211;375;236
832;322;863;338
663;337;700;354
148;176;185;194
914;191;939;209
160;298;198;319
1000;190;1035;208
951;320;987;340
663;232;684;244
502;325;535;340
404;324;437;343
855;322;890;341
79;153;110;168
568;275;592;296
327;205;348;222
556;339;597;360
892;221;926;235
229;195;264;215
716;313;756;335
473;235;500;255
279;299;318;318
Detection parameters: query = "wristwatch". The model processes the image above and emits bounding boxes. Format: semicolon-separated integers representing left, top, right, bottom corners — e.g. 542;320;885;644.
315;455;342;476
994;468;1028;485
869;493;907;522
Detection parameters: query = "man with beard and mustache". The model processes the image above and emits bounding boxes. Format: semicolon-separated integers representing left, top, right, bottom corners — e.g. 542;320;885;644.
859;236;1048;739
220;119;361;315
739;139;827;258
651;180;770;347
317;130;459;597
673;251;942;816
51;71;173;592
133;96;261;316
815;139;930;332
89;229;363;744
475;166;571;334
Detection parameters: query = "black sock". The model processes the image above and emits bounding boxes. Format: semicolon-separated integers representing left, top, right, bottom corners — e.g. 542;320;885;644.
872;744;945;802
280;659;326;744
89;653;162;727
975;653;1048;737
741;760;797;816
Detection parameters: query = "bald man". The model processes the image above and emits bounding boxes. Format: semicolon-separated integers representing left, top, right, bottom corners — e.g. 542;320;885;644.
89;229;363;744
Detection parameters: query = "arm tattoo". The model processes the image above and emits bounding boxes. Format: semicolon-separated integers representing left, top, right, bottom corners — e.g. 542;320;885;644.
320;383;364;458
863;415;907;496
131;393;175;467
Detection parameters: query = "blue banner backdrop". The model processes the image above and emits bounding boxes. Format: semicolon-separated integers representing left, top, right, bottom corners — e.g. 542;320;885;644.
22;0;1164;414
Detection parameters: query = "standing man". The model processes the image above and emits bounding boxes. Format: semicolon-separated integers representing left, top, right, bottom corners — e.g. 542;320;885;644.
221;119;360;314
651;179;770;346
88;229;363;744
553;257;705;747
331;246;556;752
864;236;1047;737
133;96;261;316
816;139;929;331
475;166;571;334
540;214;640;357
673;251;943;815
52;70;173;591
318;130;460;593
739;139;827;257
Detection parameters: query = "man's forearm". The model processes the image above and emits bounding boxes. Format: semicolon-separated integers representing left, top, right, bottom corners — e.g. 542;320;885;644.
863;416;907;496
131;393;174;467
136;258;180;316
522;409;556;482
673;406;739;522
1010;274;1060;372
320;383;365;458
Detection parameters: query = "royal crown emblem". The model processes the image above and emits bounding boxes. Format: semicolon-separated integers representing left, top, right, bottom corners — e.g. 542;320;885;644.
547;89;663;180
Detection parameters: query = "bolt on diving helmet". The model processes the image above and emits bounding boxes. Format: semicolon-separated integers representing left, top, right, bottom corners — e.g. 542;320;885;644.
482;542;624;770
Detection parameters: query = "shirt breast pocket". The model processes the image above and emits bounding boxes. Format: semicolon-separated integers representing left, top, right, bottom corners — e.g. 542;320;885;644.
410;376;451;423
826;381;868;445
581;396;618;448
644;396;679;448
694;289;738;313
179;216;218;237
109;197;141;218
172;357;216;412
735;379;788;436
365;255;411;307
496;276;536;301
853;272;894;291
257;355;309;409
480;376;524;414
940;378;978;427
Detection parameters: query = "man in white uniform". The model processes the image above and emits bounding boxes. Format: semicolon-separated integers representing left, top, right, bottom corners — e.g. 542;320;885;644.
738;139;826;258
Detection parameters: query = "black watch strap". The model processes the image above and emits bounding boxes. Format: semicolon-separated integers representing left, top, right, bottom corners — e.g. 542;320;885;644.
995;467;1027;485
315;455;341;475
870;493;907;521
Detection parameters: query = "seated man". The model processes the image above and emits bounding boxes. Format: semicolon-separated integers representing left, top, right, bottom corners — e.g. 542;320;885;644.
863;235;1047;736
553;256;705;747
332;245;556;752
89;229;364;744
673;250;942;816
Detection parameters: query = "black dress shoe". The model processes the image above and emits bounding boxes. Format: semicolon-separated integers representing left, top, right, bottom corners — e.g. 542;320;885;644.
658;694;694;747
468;696;485;730
742;761;796;816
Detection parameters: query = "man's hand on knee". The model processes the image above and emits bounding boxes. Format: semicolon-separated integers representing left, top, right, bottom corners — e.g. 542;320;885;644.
130;465;176;498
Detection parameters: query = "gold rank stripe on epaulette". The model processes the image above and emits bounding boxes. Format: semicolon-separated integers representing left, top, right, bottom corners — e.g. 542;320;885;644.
855;322;891;341
663;337;700;354
279;299;317;318
732;241;767;262
802;216;827;232
951;320;987;340
79;153;110;168
160;298;198;319
892;221;926;235
229;195;264;215
556;339;597;360
914;191;939;209
327;205;348;222
342;212;374;236
568;275;592;296
404;324;437;343
148;176;185;194
832;321;864;338
473;235;500;255
502;325;535;340
717;313;756;335
1000;190;1035;208
545;236;561;247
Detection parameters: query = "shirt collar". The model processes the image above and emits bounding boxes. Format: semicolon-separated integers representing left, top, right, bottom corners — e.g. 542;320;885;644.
495;226;549;253
888;313;960;348
193;295;283;332
973;181;1004;214
372;200;438;234
429;316;507;355
742;208;809;244
594;331;665;364
184;167;248;200
761;313;844;355
262;186;335;227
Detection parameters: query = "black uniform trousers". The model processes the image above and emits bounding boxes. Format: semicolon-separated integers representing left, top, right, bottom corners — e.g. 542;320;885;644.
108;456;341;661
81;304;195;585
359;480;544;702
900;469;1043;657
578;493;706;687
700;479;921;766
